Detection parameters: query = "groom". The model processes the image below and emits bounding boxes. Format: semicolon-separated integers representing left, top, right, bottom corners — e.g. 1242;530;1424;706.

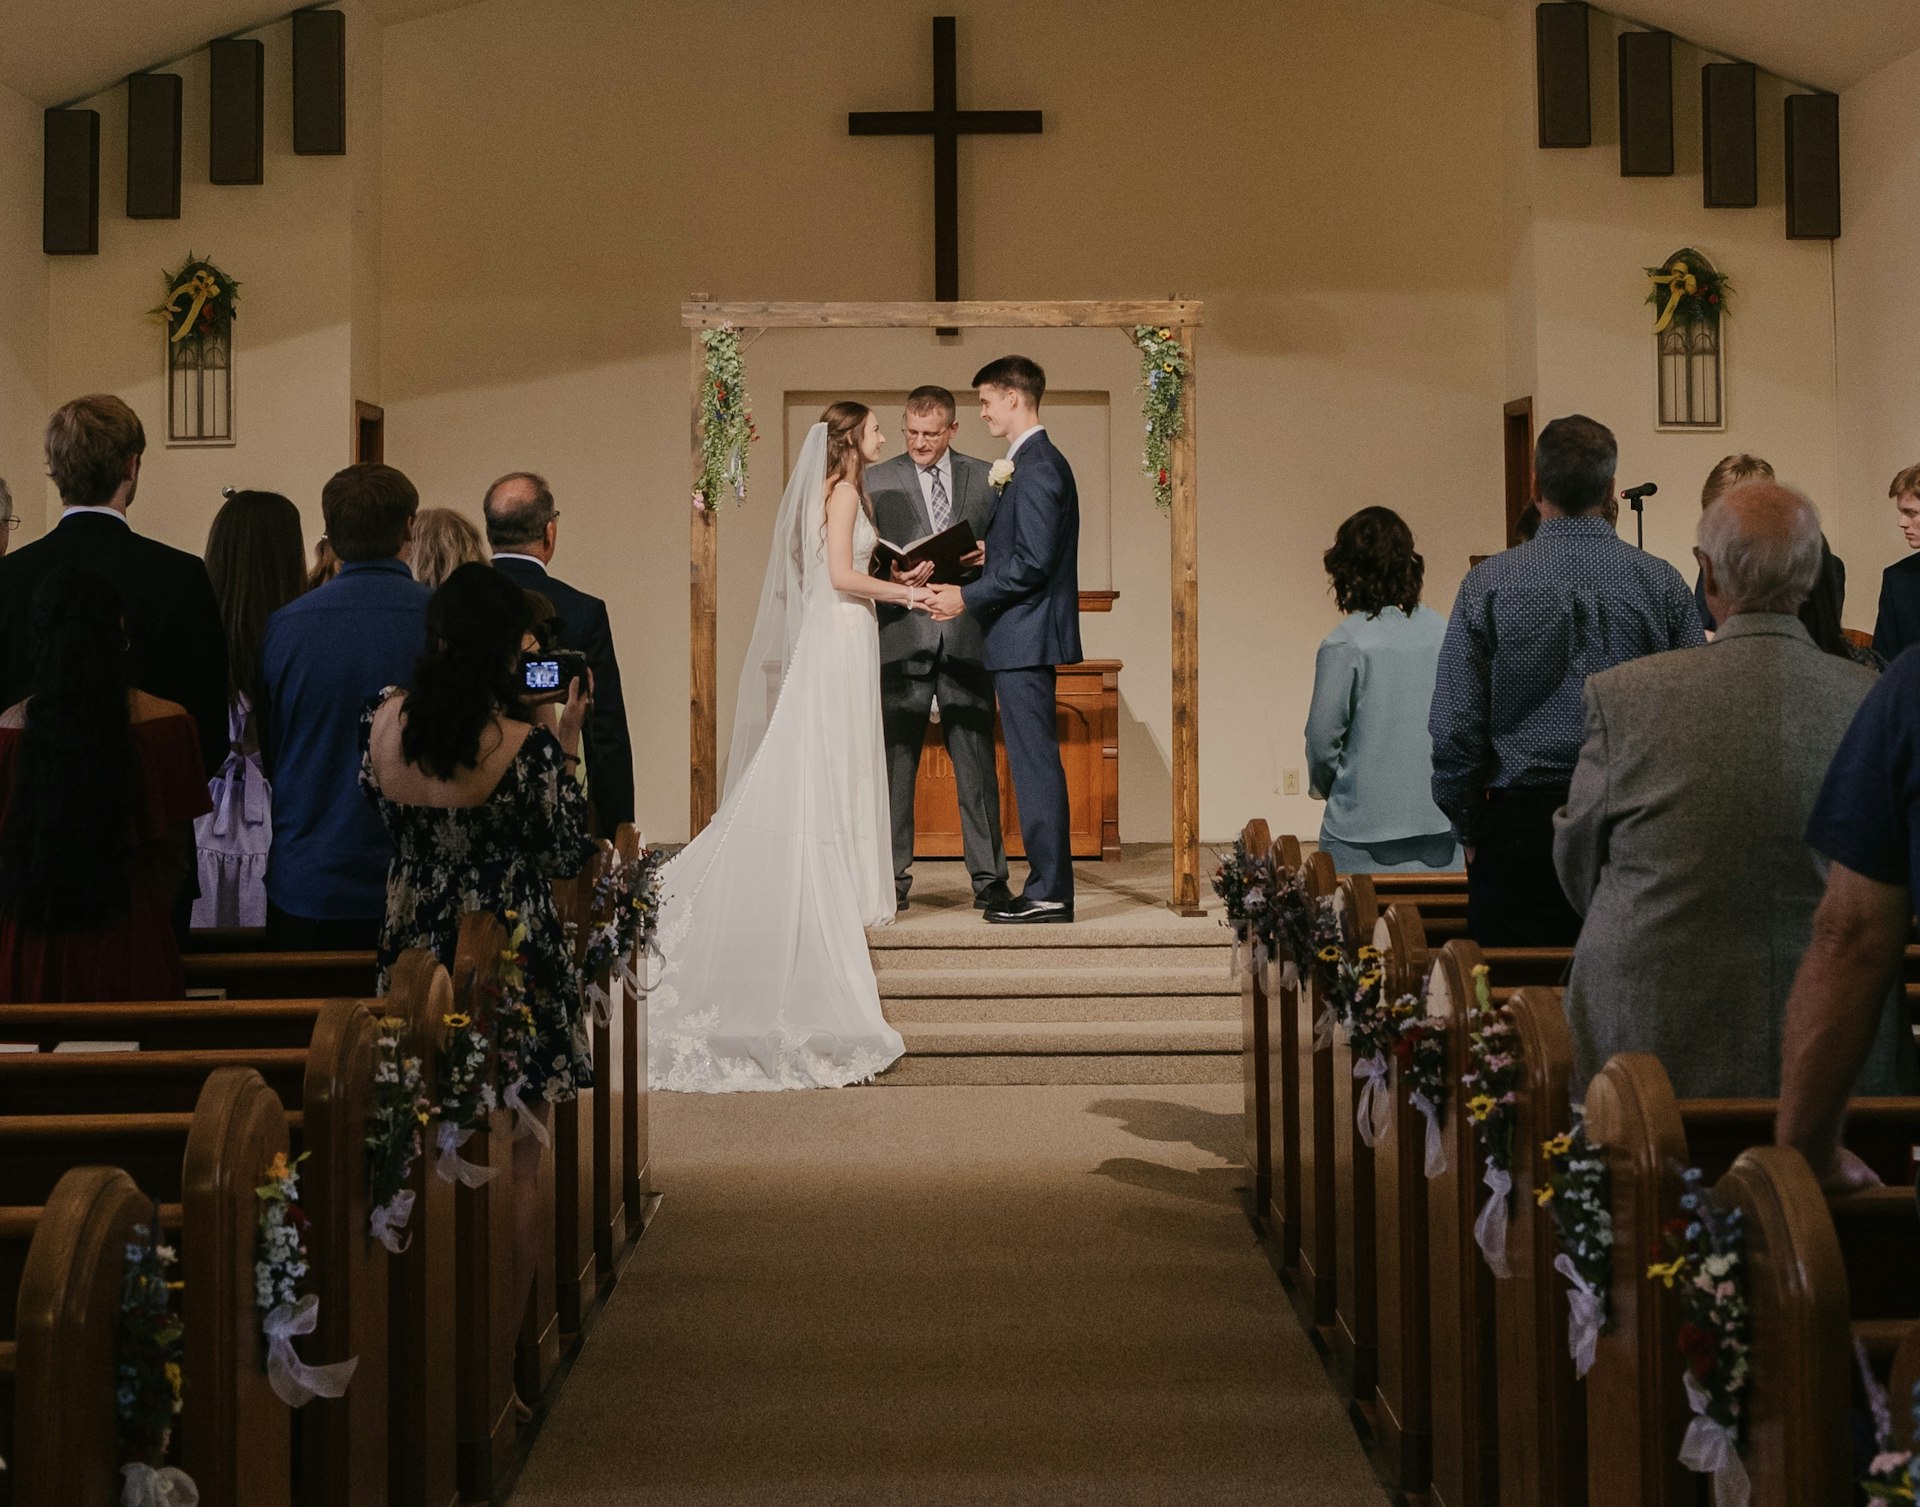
928;356;1081;924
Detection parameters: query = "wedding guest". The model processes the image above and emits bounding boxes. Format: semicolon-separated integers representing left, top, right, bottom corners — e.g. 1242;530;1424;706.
193;490;305;929
1305;508;1459;873
305;535;341;593
0;395;228;778
1555;483;1910;1099
0;569;211;1001
1430;414;1702;946
0;478;15;559
1778;585;1920;1191
410;506;488;590
485;471;633;834
1693;454;1773;632
1871;463;1920;662
1800;536;1882;671
258;464;429;949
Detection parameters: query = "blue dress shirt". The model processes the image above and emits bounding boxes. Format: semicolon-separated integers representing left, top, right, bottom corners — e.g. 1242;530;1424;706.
1305;606;1455;845
1429;516;1703;838
259;558;431;920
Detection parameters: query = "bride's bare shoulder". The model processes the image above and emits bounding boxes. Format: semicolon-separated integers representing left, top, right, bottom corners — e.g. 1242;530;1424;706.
824;479;860;507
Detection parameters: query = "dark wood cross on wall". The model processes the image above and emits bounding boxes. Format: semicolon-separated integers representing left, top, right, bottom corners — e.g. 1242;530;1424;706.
849;16;1043;322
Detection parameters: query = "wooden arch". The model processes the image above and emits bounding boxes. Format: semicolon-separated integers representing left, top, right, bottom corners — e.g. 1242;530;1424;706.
683;297;1204;913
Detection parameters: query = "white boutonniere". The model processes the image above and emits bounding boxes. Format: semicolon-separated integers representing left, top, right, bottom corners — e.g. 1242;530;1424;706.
989;459;1016;493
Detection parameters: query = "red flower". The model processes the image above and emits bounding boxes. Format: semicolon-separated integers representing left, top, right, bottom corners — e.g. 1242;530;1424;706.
1157;468;1169;486
1708;294;1718;303
1677;1322;1717;1378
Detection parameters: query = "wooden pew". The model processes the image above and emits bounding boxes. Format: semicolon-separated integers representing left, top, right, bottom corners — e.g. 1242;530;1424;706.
1584;1052;1920;1507
1329;875;1379;1406
1288;846;1340;1336
613;823;652;1233
184;950;379;1000
1264;833;1305;1273
0;1069;293;1507
0;996;396;1507
1239;817;1274;1224
550;847;605;1338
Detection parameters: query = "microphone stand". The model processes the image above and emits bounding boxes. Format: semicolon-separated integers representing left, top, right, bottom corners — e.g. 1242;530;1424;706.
1630;494;1645;550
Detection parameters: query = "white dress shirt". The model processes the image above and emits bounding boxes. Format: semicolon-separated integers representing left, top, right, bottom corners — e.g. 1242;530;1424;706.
1005;424;1047;462
59;504;131;525
490;551;548;571
914;451;955;525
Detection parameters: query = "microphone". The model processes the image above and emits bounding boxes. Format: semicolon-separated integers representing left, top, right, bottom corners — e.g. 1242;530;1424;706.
1621;482;1657;504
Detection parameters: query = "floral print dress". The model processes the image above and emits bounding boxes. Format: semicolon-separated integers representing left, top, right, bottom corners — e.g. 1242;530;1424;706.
360;690;597;1102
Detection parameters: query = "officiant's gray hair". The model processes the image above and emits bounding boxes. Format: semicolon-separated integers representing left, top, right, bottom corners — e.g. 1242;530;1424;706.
482;470;556;548
904;385;956;423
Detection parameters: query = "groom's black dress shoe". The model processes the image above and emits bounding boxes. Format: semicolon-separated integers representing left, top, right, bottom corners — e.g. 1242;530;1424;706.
984;896;1074;924
973;882;1015;911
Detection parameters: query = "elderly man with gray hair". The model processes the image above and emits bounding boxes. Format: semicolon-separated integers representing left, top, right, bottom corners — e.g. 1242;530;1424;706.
1552;480;1916;1100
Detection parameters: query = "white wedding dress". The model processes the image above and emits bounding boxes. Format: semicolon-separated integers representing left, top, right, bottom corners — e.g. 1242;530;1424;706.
648;424;904;1091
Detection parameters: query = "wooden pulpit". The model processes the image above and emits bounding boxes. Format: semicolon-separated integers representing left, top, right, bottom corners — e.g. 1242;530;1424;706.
913;660;1121;862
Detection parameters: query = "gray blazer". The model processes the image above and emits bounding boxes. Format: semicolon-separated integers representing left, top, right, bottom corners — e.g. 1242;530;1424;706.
1553;615;1913;1098
868;449;995;668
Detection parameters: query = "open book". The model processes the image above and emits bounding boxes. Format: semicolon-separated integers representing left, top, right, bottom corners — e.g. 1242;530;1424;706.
869;519;980;586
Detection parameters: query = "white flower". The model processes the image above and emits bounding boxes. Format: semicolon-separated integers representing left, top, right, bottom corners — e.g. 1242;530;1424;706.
989;459;1016;492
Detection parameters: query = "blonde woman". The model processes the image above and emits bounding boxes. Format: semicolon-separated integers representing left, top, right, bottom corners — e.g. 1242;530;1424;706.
408;508;488;590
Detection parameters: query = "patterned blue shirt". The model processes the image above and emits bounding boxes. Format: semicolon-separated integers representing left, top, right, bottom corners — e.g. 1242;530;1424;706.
1428;516;1704;837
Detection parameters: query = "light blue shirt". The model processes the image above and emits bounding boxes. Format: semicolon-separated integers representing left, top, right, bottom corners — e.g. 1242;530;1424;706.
1305;606;1455;845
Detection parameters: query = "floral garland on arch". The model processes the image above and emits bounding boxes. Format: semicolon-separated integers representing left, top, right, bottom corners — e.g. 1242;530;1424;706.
1387;988;1448;1176
1647;1165;1751;1504
150;252;240;357
1460;963;1521;1277
366;1015;431;1253
255;1151;356;1409
1537;1113;1612;1378
1132;324;1187;511
116;1216;195;1507
1645;248;1729;335
693;325;759;517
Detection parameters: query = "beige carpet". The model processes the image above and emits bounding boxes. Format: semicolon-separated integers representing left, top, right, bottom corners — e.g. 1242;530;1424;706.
511;1084;1386;1505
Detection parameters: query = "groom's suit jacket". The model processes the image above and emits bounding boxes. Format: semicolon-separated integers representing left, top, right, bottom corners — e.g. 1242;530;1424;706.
961;430;1081;672
868;449;995;671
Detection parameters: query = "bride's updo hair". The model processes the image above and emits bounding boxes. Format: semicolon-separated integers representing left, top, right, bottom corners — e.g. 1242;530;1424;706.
821;401;874;506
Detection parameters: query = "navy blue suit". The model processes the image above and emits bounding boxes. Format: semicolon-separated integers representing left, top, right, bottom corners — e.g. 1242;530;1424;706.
961;429;1081;903
1874;554;1920;665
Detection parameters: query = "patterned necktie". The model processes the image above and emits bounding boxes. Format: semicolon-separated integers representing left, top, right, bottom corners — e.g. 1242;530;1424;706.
925;465;951;531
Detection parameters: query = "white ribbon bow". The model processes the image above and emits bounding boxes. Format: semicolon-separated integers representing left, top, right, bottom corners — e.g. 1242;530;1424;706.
1553;1251;1605;1378
586;980;612;1027
261;1294;357;1407
1353;1052;1392;1147
1410;1091;1448;1176
1279;957;1299;992
122;1463;200;1507
1679;1373;1751;1507
504;1079;551;1145
369;1188;415;1253
1474;1162;1512;1278
1313;1002;1339;1051
433;1121;497;1187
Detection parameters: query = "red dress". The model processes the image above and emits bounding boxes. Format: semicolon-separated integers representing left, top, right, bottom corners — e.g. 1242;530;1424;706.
0;714;212;1002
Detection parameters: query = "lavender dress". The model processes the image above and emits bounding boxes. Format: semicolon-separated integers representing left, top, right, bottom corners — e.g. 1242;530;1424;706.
191;694;271;928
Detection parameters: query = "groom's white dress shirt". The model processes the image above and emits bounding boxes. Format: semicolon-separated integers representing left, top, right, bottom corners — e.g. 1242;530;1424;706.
914;452;954;522
1005;424;1046;462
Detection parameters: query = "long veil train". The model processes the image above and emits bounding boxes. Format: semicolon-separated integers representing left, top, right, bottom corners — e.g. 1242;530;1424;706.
647;422;904;1091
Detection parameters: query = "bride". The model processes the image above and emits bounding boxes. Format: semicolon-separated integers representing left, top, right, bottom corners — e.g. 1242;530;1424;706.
649;402;935;1091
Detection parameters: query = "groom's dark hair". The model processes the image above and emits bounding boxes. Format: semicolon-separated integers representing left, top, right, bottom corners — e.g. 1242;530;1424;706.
972;356;1046;406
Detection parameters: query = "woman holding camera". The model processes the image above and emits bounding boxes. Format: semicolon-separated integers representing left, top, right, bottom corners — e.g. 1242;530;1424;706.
360;562;596;1102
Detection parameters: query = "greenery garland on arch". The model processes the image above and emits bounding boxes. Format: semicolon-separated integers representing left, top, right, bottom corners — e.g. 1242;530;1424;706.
150;252;240;357
1645;248;1729;334
1133;324;1187;512
694;325;759;518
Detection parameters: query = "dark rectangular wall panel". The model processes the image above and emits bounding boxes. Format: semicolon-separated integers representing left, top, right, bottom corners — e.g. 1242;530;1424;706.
1702;61;1758;207
1536;2;1591;148
1785;92;1841;239
209;38;265;184
126;73;183;219
292;9;346;155
43;109;100;255
1618;30;1673;176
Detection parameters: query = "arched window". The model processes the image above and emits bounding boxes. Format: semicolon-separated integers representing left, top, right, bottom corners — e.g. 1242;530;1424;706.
1654;248;1724;431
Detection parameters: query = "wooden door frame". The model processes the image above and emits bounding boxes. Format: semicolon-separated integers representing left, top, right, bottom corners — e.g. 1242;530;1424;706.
1503;397;1535;546
353;400;385;464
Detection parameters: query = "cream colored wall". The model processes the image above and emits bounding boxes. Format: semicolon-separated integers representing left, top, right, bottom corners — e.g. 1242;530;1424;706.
1504;4;1841;593
380;0;1510;845
1835;41;1920;610
0;80;48;536
39;10;368;564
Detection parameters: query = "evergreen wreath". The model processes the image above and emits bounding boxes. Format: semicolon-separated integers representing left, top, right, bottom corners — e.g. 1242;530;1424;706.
151;252;240;356
1645;248;1729;333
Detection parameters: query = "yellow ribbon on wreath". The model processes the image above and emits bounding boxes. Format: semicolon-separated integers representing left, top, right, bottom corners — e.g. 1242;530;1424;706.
1648;261;1699;334
161;269;222;343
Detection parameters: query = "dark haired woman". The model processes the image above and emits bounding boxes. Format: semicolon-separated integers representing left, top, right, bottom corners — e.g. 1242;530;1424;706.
195;489;305;927
0;568;211;1000
360;562;596;1104
1305;508;1461;875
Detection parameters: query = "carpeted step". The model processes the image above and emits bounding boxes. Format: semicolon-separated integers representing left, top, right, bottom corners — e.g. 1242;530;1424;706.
883;992;1240;1024
871;920;1229;950
876;965;1236;999
869;1020;1240;1087
872;943;1226;972
872;1051;1237;1087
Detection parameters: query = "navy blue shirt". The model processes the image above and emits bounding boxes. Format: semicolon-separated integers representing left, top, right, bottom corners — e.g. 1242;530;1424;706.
1429;516;1703;837
1807;646;1920;909
259;559;430;920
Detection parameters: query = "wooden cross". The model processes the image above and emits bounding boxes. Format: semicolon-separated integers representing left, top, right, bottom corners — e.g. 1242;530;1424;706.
849;16;1042;320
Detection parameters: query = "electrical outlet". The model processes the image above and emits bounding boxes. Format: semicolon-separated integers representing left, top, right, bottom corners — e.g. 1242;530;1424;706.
1282;769;1301;796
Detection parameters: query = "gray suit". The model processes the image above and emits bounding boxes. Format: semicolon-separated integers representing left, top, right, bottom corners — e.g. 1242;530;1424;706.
868;448;1008;902
1553;615;1915;1099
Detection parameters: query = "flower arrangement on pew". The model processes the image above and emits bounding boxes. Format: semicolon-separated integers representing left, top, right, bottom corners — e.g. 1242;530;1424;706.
1459;963;1521;1276
1311;924;1398;1146
1387;988;1448;1176
366;1014;431;1253
117;1217;195;1506
1211;837;1284;978
492;911;566;1144
1648;1165;1751;1503
1860;1373;1917;1500
1538;1112;1612;1377
255;1151;357;1408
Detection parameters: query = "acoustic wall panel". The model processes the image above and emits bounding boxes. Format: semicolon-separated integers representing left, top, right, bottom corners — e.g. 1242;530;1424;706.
1702;61;1758;208
1784;92;1840;239
1536;2;1591;148
292;9;346;155
126;72;183;219
209;38;265;184
1618;30;1673;176
43;108;100;254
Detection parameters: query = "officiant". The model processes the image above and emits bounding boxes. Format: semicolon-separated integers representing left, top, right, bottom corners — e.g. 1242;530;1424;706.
870;386;1012;913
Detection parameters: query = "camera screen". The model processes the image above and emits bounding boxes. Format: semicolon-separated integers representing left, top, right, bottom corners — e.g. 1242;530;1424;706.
524;660;563;692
